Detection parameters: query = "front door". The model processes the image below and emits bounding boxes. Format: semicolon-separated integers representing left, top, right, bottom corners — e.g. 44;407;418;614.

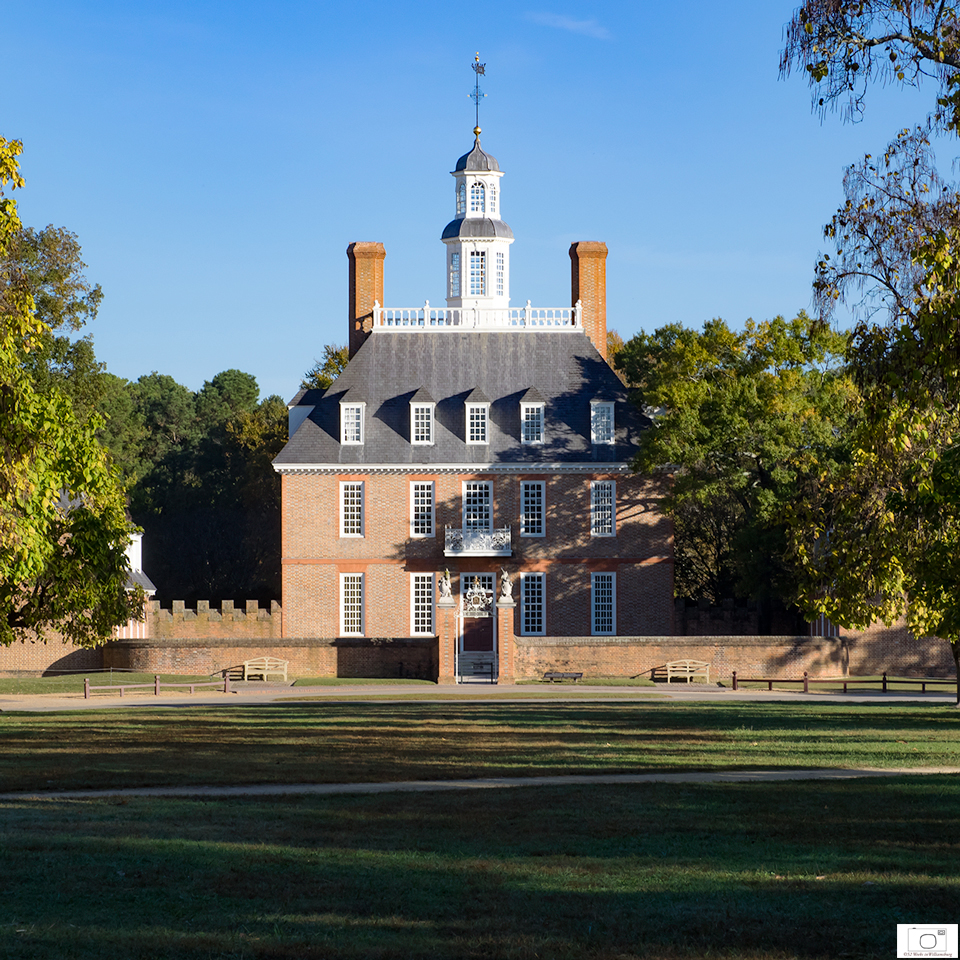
459;573;497;681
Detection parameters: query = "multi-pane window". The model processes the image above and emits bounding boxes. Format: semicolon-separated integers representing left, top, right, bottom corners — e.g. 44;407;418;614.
341;403;364;444
590;480;615;537
470;181;485;212
496;252;504;297
411;573;435;635
591;401;615;444
340;481;364;537
469;250;486;296
456;182;466;216
521;573;545;635
591;572;616;635
463;481;492;530
411;481;435;537
520;481;545;537
467;404;488;444
411;404;434;444
450;252;460;298
490;182;497;213
340;573;364;635
521;403;544;444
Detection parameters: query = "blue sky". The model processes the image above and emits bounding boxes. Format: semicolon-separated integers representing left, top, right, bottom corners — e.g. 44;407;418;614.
4;1;935;401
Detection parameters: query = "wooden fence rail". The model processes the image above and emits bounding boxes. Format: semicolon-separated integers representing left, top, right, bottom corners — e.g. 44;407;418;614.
84;675;231;699
730;671;954;694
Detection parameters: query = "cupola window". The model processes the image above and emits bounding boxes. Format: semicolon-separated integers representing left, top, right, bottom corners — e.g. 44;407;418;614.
470;182;485;213
450;252;461;298
489;182;497;213
456;182;466;216
469;250;486;296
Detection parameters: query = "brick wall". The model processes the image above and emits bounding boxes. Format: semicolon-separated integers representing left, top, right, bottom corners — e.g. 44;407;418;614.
514;631;956;680
104;637;435;680
281;471;673;639
0;638;103;677
148;600;282;639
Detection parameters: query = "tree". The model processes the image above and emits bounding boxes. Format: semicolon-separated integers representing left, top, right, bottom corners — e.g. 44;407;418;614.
0;138;140;646
783;3;960;700
301;344;348;390
781;1;960;131
616;313;854;629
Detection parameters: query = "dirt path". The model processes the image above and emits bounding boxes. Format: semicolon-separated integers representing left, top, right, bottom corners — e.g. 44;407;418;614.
3;767;958;802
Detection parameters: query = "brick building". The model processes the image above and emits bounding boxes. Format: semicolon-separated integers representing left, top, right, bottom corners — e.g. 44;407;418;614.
272;130;674;682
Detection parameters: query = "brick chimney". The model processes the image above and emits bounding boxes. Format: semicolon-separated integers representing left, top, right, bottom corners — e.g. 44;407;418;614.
569;241;608;359
347;242;385;358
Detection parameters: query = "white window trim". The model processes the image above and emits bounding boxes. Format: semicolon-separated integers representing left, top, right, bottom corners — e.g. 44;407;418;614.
340;402;365;445
590;480;616;537
591;572;616;636
466;402;490;445
591;401;615;445
340;573;364;636
410;572;436;636
410;402;436;445
339;480;365;538
462;480;493;531
519;480;546;538
409;481;435;538
520;572;546;636
520;402;545;445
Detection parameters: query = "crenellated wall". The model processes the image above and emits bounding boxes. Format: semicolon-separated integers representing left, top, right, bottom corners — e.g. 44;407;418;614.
147;600;282;640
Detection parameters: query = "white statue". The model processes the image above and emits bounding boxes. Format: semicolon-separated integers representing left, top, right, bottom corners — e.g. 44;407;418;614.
439;569;453;600
500;567;514;601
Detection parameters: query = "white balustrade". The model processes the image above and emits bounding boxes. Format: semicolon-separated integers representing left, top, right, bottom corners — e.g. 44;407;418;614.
372;300;583;330
444;526;512;557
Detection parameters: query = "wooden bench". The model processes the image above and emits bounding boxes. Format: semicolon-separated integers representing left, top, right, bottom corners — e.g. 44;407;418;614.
242;657;289;682
543;671;583;683
664;659;711;684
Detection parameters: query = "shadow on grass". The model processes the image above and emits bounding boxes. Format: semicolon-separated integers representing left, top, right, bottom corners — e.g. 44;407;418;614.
0;701;957;793
0;777;956;959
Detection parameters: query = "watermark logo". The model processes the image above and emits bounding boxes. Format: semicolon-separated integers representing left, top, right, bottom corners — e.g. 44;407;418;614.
897;924;958;958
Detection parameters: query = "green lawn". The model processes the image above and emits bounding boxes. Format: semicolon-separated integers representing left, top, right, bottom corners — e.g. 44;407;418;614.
0;701;957;793
0;673;214;696
0;776;956;959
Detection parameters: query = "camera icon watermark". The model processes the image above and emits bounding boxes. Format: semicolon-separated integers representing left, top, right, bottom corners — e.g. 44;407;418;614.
897;924;959;958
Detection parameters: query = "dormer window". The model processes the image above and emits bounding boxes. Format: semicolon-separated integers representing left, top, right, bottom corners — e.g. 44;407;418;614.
466;403;489;444
411;403;435;444
456;182;466;216
521;402;544;444
591;401;615;444
470;182;485;212
340;402;365;445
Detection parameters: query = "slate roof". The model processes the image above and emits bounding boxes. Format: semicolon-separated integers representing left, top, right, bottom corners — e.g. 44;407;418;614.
455;139;500;172
441;217;514;241
274;331;648;469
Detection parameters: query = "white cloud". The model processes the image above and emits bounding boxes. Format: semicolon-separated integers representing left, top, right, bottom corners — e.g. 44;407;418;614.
525;12;612;40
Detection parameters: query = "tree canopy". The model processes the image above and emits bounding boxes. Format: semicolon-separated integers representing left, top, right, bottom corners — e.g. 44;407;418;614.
301;344;348;390
616;313;853;628
0;139;139;646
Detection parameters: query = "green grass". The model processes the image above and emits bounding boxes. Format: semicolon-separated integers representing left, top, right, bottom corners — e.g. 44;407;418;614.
0;776;956;958
0;673;213;696
0;701;957;794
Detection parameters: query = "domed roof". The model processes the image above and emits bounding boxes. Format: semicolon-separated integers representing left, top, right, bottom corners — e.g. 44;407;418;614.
455;137;500;172
441;217;514;241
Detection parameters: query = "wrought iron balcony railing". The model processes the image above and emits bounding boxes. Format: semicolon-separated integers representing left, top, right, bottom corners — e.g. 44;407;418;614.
444;526;512;557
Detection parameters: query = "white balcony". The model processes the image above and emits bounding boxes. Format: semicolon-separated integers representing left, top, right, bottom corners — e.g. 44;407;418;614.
444;526;512;557
373;300;582;331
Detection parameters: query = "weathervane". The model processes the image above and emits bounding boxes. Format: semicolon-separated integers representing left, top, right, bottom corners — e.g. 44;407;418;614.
470;52;486;136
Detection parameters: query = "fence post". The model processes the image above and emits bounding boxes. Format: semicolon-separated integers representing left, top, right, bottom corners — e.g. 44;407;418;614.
732;671;738;691
224;674;231;695
154;675;161;696
882;671;887;692
803;671;809;694
84;677;90;700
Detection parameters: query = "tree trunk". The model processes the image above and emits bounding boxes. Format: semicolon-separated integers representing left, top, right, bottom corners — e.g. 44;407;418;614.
951;639;960;708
